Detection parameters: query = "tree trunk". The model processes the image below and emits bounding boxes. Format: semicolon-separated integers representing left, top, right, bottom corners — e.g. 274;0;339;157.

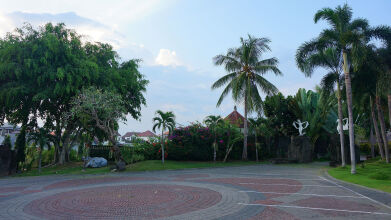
255;131;259;162
59;145;66;165
371;96;385;160
242;95;248;160
223;145;233;163
213;132;217;162
342;51;356;174
38;147;42;174
376;95;389;163
161;129;165;164
388;94;391;134
53;143;58;164
336;81;346;167
213;142;217;162
370;125;375;159
59;135;71;165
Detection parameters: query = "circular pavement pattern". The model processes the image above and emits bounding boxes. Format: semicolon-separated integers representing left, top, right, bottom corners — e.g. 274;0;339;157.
23;184;222;219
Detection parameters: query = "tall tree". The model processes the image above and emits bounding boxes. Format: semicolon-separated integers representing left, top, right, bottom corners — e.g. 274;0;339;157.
0;23;148;165
296;46;346;166
212;35;282;160
304;4;390;173
204;115;222;162
152;110;176;164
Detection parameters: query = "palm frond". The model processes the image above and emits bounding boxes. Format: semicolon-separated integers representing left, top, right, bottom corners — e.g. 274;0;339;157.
211;72;238;90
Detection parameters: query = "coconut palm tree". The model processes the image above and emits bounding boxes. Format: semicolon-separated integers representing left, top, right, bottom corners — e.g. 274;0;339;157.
304;4;390;173
152;110;176;164
296;47;346;166
204;115;222;162
212;35;282;160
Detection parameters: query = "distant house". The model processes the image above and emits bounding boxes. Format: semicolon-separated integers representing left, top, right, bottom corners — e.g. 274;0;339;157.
122;130;157;142
0;124;21;148
224;106;247;132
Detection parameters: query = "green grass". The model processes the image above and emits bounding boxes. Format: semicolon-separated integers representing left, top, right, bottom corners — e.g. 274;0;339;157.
328;159;391;193
11;160;261;177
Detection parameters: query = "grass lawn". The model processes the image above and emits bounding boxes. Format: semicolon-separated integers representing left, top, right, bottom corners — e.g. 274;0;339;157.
328;159;391;193
11;160;261;177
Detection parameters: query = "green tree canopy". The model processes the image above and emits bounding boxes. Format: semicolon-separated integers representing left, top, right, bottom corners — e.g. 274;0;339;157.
0;23;148;164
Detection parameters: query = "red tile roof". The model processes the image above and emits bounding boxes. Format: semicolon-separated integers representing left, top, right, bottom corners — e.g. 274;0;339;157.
224;106;246;128
122;131;157;138
138;130;157;137
123;132;139;137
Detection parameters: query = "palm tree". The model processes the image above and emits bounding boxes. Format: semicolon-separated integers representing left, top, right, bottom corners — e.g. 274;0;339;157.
212;35;282;160
204;115;222;162
377;46;391;162
152;110;176;164
28;127;50;174
352;46;386;160
304;4;390;173
296;47;346;166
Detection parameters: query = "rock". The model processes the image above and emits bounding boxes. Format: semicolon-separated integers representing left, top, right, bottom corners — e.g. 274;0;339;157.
86;157;107;168
115;161;126;171
288;136;313;163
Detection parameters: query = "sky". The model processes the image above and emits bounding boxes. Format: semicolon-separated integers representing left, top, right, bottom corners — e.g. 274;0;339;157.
0;0;390;135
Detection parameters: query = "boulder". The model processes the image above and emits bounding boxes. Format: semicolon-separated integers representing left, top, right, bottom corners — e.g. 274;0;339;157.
288;136;313;163
86;157;107;168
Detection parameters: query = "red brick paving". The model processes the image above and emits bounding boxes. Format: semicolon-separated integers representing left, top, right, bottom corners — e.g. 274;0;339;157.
250;207;299;220
24;184;222;219
203;178;302;199
44;176;158;190
171;174;210;179
0;186;26;193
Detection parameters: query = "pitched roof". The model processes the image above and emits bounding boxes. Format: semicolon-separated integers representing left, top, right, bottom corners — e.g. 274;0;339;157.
224;106;246;128
122;132;139;138
138;130;157;137
122;131;157;138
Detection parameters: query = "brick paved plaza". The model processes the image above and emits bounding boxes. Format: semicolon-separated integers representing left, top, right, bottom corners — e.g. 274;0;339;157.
1;163;391;219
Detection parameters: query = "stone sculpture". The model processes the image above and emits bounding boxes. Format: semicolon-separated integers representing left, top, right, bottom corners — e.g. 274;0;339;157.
293;119;309;136
336;118;349;134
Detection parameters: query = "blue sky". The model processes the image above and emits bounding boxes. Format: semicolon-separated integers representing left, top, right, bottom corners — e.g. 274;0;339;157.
0;0;390;134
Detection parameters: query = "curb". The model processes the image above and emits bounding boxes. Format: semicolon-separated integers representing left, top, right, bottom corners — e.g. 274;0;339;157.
323;169;391;196
322;169;391;209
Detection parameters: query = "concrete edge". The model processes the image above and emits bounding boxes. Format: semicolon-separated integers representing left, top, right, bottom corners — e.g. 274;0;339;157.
323;168;391;196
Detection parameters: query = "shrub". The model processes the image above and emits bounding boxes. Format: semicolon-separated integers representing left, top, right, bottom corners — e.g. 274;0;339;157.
369;171;390;180
41;147;54;166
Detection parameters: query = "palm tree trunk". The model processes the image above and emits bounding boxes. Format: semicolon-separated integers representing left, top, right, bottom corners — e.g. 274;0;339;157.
336;81;346;167
38;148;42;174
342;51;356;174
242;95;248;160
255;131;258;162
370;125;375;159
371;96;385;160
388;94;391;132
376;95;389;163
161;129;165;164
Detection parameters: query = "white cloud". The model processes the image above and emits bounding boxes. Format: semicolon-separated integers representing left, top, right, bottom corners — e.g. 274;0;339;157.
155;49;182;67
0;12;14;36
0;0;175;27
161;104;187;112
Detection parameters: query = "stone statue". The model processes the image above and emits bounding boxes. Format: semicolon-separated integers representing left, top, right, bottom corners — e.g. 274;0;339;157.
336;118;349;134
293;119;309;136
